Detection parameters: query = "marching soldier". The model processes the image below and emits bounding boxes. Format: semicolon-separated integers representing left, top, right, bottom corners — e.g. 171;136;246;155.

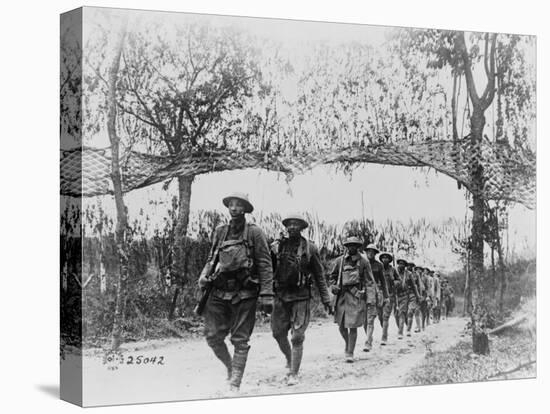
379;252;399;345
422;268;435;329
198;192;274;392
270;213;332;386
330;236;375;362
440;278;449;320
362;244;388;351
394;259;413;339
406;262;423;334
432;271;442;323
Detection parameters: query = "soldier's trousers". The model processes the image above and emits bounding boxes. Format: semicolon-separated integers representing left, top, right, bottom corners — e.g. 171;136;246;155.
271;298;310;375
396;292;409;336
381;297;395;342
363;304;379;348
421;298;432;329
204;294;257;386
406;294;421;332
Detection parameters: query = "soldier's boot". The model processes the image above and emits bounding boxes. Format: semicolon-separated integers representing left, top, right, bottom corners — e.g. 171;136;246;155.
345;330;357;363
228;346;249;392
275;336;292;370
339;326;349;356
381;320;389;345
363;324;374;352
414;311;422;333
210;341;232;380
287;344;303;386
406;314;413;336
397;315;405;339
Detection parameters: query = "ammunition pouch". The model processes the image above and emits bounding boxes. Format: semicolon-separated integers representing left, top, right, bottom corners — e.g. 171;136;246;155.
212;270;259;292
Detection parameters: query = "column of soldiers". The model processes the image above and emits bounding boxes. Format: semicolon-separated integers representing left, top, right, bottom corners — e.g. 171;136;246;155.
198;192;454;393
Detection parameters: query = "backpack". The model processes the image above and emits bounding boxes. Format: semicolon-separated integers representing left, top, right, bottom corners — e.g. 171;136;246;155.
213;223;254;287
272;237;312;288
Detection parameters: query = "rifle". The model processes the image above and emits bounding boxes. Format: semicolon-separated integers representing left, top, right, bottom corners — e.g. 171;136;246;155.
330;251;345;309
194;261;218;317
194;281;213;317
194;226;229;317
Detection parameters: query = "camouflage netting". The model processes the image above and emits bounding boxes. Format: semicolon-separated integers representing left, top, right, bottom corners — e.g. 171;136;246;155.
60;139;536;209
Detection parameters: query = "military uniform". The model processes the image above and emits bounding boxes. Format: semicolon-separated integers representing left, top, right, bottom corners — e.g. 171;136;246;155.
363;245;388;351
201;215;273;389
271;234;330;379
330;253;375;328
394;265;410;338
421;270;434;329
406;264;423;334
432;275;441;323
380;262;399;343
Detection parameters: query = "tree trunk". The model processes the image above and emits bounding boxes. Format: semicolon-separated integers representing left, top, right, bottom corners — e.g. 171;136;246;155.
495;210;507;314
463;248;471;316
107;25;128;351
491;244;496;299
469;109;490;355
451;72;459;141
169;175;195;318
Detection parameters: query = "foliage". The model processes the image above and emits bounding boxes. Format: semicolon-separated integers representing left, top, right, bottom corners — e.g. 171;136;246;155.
406;298;536;385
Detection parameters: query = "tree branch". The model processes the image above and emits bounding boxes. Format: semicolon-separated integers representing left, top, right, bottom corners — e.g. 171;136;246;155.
481;33;498;109
455;32;481;108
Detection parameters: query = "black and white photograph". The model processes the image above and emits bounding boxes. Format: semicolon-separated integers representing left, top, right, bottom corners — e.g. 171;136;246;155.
58;4;536;408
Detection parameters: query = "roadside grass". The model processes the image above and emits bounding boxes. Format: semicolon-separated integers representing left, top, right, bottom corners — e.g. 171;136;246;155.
406;310;536;385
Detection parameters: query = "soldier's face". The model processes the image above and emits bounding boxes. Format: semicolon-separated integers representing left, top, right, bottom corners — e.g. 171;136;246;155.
366;250;376;260
227;198;246;217
347;245;358;255
285;220;303;237
381;257;391;265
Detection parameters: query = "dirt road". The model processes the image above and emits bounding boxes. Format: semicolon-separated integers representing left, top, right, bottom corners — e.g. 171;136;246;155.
79;316;467;406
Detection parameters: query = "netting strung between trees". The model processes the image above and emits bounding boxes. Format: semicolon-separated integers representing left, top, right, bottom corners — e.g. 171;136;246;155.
60;138;536;210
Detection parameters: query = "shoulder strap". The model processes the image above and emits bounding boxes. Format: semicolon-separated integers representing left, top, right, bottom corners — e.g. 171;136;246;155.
212;225;230;266
242;223;254;268
336;255;344;288
242;222;250;242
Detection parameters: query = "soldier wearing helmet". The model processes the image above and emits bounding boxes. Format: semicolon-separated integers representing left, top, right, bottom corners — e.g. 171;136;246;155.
329;236;375;362
270;212;331;386
362;243;389;351
198;192;274;392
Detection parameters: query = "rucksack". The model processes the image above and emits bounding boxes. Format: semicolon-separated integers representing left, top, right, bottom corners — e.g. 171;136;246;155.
272;237;312;288
215;223;254;277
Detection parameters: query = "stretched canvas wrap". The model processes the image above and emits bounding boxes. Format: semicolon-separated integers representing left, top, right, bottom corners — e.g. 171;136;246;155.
60;6;536;407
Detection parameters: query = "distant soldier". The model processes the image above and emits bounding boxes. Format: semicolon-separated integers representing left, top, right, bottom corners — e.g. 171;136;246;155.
362;244;388;352
415;265;429;331
394;259;409;339
440;278;449;320
330;236;375;362
441;278;455;319
423;268;435;329
432;272;442;323
379;252;399;345
198;192;274;392
270;213;332;386
406;262;423;334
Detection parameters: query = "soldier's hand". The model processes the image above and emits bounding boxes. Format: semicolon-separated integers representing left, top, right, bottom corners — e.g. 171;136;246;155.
198;273;210;289
324;302;334;315
330;285;340;295
258;296;274;315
